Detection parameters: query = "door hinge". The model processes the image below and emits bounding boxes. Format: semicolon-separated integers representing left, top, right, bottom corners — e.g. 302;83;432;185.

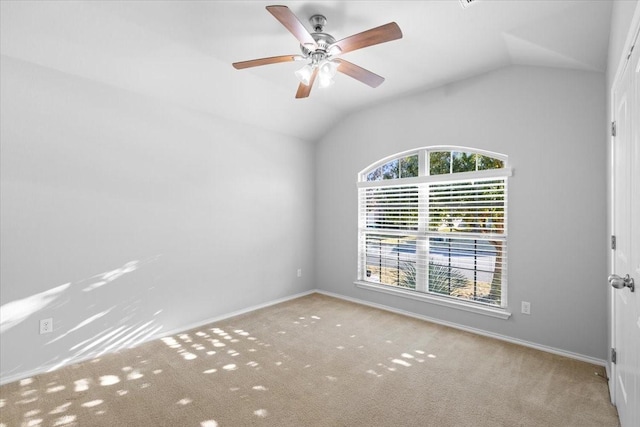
611;121;616;137
611;348;617;364
611;235;616;250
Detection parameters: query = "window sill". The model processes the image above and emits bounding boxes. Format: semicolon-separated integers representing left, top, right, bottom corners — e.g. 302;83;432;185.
354;281;512;320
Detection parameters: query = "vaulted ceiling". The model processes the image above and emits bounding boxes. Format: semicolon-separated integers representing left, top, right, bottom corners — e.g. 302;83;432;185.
1;1;613;142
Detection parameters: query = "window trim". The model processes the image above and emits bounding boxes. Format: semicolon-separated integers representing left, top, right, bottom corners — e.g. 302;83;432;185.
357;167;513;189
357;146;512;319
353;280;511;319
359;145;509;182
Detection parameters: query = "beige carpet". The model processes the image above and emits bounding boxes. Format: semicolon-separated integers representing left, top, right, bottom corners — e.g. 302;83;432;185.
0;293;619;426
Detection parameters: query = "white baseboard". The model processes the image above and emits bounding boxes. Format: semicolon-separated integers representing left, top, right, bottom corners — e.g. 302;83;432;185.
1;287;605;386
0;289;316;386
316;290;608;367
158;289;316;339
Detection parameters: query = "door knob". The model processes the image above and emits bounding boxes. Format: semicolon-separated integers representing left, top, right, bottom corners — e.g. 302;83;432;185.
608;274;635;292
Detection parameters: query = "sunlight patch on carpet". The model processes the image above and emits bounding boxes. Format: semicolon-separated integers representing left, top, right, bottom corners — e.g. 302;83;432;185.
254;409;268;418
367;369;383;378
53;415;76;426
392;359;411;367
378;362;396;372
81;400;103;408
49;403;71;415
127;370;144;380
74;379;89;392
99;375;120;386
161;337;181;349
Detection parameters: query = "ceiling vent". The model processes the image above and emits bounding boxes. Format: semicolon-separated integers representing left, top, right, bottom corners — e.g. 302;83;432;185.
459;0;479;9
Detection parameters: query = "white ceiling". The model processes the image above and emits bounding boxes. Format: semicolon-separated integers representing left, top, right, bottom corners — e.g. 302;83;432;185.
1;0;613;142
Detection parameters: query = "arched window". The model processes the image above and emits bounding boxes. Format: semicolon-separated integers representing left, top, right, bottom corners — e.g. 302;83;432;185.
357;147;511;313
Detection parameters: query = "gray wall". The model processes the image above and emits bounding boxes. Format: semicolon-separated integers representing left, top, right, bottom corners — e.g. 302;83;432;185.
315;65;608;360
0;56;315;381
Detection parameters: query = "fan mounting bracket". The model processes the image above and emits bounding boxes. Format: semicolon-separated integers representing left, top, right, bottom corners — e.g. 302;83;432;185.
309;14;327;32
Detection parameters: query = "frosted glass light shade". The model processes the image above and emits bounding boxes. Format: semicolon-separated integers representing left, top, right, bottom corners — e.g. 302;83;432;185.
318;75;335;88
318;60;338;79
295;64;314;86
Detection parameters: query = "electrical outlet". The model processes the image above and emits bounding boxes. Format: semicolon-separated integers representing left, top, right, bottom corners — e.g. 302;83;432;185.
40;318;53;334
297;268;302;278
521;301;531;315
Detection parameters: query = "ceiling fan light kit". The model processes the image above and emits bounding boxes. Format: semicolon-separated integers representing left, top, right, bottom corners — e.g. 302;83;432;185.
232;5;403;98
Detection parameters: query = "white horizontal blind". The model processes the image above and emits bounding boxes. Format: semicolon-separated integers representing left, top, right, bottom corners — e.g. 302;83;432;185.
428;179;505;236
358;176;507;307
426;177;507;305
361;185;419;232
359;185;427;290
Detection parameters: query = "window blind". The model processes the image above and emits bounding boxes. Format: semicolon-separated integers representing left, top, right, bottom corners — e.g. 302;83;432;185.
358;176;507;306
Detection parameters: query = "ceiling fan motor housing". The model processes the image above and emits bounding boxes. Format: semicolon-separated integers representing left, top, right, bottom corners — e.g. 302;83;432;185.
299;14;336;60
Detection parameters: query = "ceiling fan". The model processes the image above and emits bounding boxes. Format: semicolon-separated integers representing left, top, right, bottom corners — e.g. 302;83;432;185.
232;5;403;99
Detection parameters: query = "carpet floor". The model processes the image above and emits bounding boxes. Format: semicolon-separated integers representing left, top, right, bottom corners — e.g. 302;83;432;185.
0;293;620;426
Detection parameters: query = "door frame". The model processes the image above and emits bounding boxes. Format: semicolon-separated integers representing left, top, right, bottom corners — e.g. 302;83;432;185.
609;3;640;405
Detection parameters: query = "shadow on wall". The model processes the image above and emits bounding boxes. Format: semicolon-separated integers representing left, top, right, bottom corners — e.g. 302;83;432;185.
0;256;164;378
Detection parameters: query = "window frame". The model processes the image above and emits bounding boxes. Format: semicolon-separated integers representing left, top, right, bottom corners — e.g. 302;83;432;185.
355;146;512;319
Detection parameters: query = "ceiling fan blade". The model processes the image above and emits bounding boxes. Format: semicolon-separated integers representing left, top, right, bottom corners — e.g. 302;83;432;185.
331;22;402;55
266;5;318;49
295;68;318;99
232;55;303;70
334;59;385;88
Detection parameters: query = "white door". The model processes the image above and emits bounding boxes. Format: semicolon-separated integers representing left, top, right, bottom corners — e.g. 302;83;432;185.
611;31;639;427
